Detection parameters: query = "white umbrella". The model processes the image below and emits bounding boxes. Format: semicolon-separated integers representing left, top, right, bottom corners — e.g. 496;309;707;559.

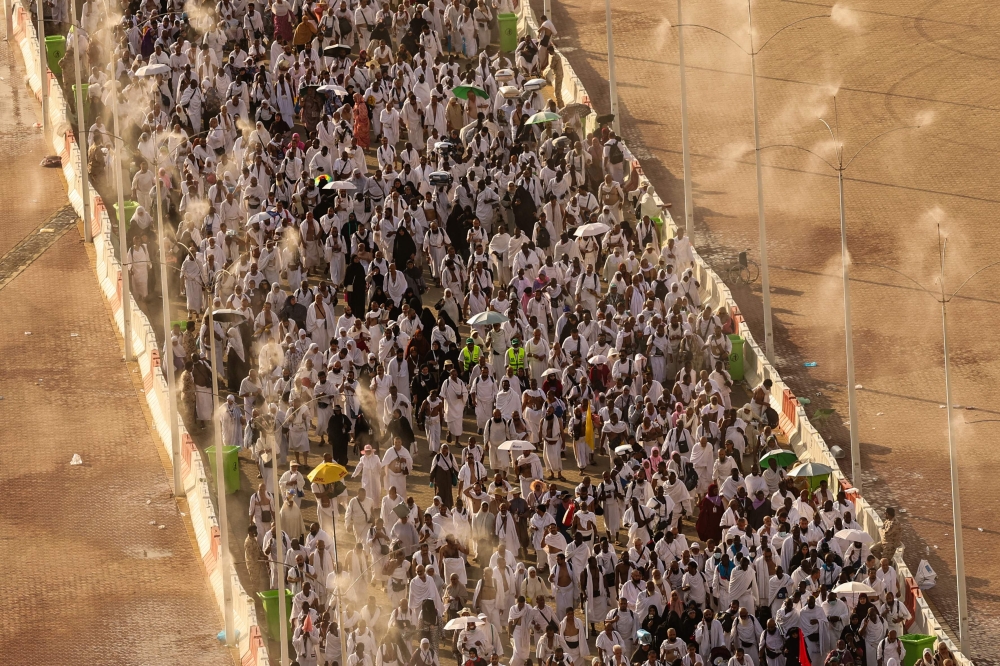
249;211;276;227
832;581;876;595
541;368;561;378
318;84;349;95
834;529;874;544
323;180;357;191
588;354;608;365
498;440;535;452
444;617;486;630
136;63;171;77
574;222;611;238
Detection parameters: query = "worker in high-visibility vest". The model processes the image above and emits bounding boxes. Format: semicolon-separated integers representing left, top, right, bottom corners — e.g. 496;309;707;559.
506;337;527;374
458;338;481;380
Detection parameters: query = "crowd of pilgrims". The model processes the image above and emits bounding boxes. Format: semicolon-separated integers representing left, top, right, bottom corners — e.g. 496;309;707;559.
61;0;941;665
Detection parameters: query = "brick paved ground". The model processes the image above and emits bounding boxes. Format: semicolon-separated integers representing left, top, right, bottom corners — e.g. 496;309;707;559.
0;39;231;666
539;0;1000;660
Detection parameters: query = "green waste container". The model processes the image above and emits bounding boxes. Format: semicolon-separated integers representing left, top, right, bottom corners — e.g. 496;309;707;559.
71;84;90;121
728;334;745;381
205;445;241;494
45;35;66;77
899;634;937;666
113;200;140;228
257;589;294;639
498;13;518;52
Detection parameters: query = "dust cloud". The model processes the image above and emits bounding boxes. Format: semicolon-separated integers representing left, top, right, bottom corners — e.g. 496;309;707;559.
830;3;862;31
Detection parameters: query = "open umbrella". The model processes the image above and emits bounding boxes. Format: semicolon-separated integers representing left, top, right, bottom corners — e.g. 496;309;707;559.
834;529;874;544
832;581;876;595
759;450;798;469
614;444;634;456
788;462;833;478
574;222;611;237
318;84;349;96
211;308;247;324
498;440;536;452
588;354;608;365
307;462;349;484
323;44;353;58
249;211;277;227
453;85;489;100
541;368;561;378
392;501;411;519
136;63;171;77
559;102;592;119
499;85;522;98
323;180;357;191
444;617;486;630
467;311;508;326
526;111;561;125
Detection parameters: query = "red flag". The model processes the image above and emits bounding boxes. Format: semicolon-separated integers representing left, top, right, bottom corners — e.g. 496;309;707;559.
798;630;812;666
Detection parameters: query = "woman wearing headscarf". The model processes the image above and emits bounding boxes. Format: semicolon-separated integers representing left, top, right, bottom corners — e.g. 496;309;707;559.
393;225;418;269
695;483;724;543
353;93;371;148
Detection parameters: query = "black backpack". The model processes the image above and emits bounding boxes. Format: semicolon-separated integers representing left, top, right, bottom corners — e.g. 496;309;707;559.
608;141;624;165
535;223;551;248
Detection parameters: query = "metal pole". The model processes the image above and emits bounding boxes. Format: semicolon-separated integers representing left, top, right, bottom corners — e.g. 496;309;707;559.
111;79;132;361
604;0;619;134
543;0;551;22
70;0;92;242
208;301;236;647
153;130;182;498
939;237;969;652
747;4;774;362
838;169;861;496
676;0;694;241
37;0;48;135
269;437;290;665
5;0;12;41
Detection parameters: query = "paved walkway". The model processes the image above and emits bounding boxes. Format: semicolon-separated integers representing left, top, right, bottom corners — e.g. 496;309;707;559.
0;38;231;665
540;0;999;659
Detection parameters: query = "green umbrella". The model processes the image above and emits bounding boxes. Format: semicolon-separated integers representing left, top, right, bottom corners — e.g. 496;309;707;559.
453;85;489;100
788;461;833;477
526;111;561;125
759;450;798;469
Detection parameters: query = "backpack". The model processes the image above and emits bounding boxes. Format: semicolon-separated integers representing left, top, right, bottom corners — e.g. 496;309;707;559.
535;223;551;248
608;141;624;165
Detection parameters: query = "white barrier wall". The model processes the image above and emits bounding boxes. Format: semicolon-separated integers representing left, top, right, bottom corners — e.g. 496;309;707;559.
11;4;270;663
515;3;970;661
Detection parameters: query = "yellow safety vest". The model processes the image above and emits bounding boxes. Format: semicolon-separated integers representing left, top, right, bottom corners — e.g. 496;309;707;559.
506;346;526;371
460;345;481;370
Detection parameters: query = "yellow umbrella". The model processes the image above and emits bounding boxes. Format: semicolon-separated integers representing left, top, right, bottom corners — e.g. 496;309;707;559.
307;462;348;484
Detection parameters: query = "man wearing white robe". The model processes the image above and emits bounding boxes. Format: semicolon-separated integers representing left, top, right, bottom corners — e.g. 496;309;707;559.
695;610;726;664
758;621;785;666
382;439;413;497
798;596;827;666
127;238;152;300
440;369;469;441
508;597;533;666
822;594;850;656
351;446;383;501
470;368;499;431
728;558;759;614
408;565;443;615
729;609;763;666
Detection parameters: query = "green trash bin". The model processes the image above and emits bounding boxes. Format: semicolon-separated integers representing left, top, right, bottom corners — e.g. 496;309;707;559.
728;334;745;381
205;445;241;494
899;634;937;666
71;84;90;122
113;200;140;228
45;35;66;77
498;13;518;52
257;589;294;639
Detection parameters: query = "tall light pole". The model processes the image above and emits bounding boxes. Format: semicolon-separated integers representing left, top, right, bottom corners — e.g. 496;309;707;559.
676;0;693;241
603;0;620;134
69;6;91;242
109;78;132;360
36;0;48;135
855;233;1000;654
674;4;830;363
205;294;240;649
761;118;919;497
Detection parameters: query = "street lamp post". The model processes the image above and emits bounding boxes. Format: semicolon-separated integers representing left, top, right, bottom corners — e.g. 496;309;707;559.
69;2;91;243
761;118;919;497
109;79;132;360
854;232;1000;654
36;0;48;135
603;0;619;134
673;3;830;363
676;0;694;242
